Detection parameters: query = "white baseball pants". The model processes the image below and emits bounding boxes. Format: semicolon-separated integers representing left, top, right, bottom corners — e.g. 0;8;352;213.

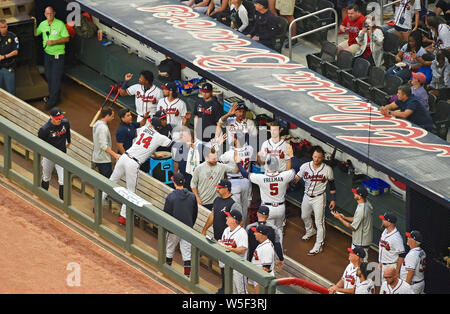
301;194;327;246
230;178;251;226
165;232;191;261
102;154;140;217
42;157;64;185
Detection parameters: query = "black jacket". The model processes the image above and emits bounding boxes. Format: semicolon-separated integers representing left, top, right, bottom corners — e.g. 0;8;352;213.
164;188;198;228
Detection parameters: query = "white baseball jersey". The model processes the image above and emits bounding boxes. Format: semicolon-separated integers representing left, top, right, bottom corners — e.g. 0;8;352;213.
259;138;290;171
127;84;163;119
126;125;172;164
249;170;295;204
223;117;257;145
380;279;414;294
341;262;358;291
219;225;248;268
378;228;406;264
251;239;275;276
354;278;375;294
157;97;187;128
220;145;254;179
400;247;426;283
297;161;334;197
394;0;421;30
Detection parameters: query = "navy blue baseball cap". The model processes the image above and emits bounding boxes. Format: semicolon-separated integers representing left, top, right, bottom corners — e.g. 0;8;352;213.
348;247;366;259
50;108;64;119
406;230;423;243
161;81;177;92
215;179;232;191
200;82;213;92
252;224;271;236
225;208;242;222
379;212;397;224
352;185;368;198
154;110;167;120
150;117;163;130
258;206;270;215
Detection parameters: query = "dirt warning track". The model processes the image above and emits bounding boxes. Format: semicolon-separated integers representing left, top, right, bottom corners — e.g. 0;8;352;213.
0;181;178;294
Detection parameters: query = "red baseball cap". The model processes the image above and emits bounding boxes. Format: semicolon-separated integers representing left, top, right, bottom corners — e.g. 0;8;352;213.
411;72;426;85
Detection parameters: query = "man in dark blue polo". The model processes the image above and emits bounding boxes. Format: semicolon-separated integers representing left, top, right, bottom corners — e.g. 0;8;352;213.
116;108;141;154
116;108;149;172
380;85;434;131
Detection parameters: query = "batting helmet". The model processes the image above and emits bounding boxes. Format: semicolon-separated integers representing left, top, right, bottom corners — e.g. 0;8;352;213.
265;155;279;172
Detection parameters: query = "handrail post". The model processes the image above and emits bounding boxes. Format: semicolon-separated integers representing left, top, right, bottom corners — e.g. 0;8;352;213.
3;135;11;177
63;168;72;213
191;246;200;285
125;206;134;251
33;151;41;190
224;265;233;294
288;8;338;60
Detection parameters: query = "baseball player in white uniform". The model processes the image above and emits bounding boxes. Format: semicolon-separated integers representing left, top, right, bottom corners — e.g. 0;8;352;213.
293;146;336;255
354;262;376;294
219;132;253;225
104;117;172;225
219;209;249;294
250;224;275;293
236;152;296;245
400;230;426;294
378;212;406;284
328;247;365;294
157;81;187;129
119;71;163;121
216;102;258;149
258;121;291;172
380;265;414;294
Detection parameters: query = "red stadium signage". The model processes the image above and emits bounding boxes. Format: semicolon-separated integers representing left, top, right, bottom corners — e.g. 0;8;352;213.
138;5;450;157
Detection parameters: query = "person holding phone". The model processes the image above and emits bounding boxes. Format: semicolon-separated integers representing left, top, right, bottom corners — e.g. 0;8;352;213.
386;31;427;83
355;15;384;66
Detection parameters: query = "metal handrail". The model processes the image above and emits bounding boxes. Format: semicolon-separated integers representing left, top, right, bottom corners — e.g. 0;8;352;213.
288;7;338;60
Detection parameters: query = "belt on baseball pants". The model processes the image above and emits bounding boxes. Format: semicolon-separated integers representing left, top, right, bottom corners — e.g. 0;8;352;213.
306;192;324;198
125;152;141;166
264;202;284;207
382;262;397;265
412;279;424;284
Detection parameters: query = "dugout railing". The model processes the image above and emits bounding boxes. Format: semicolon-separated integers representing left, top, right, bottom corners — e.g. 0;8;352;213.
0;113;277;294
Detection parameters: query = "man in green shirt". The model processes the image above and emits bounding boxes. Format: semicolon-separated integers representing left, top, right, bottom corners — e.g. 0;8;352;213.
32;6;70;110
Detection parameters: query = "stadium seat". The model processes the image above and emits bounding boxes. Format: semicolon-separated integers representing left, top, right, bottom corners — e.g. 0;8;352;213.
430;100;450;140
322;50;353;82
355;66;385;101
339;57;371;92
371;74;403;106
428;93;437;112
273;16;289;53
383;32;401;69
306;40;337;74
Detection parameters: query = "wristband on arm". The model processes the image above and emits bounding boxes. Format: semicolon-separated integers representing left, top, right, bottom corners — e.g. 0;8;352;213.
330;193;336;202
121;81;128;90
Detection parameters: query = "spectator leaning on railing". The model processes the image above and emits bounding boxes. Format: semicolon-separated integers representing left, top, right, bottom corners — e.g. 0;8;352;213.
380;85;434;131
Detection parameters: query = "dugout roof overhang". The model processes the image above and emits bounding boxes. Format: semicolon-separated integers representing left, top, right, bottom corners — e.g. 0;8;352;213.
73;0;450;207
